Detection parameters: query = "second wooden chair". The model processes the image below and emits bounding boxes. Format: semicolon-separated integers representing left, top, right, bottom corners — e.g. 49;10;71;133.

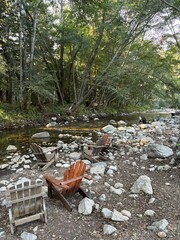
44;160;91;211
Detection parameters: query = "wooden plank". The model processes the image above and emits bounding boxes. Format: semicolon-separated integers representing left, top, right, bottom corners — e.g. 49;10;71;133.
35;180;42;213
8;183;43;193
41;158;56;171
24;181;30;215
17;183;25;217
14;213;42;226
10;185;19;219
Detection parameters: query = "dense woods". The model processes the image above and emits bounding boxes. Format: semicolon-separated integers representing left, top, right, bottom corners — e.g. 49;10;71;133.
0;0;179;114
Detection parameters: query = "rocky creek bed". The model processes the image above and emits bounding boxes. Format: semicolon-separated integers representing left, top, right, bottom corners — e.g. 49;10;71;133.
0;114;180;240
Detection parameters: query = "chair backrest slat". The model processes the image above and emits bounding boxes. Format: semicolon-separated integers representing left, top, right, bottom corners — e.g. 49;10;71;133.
7;181;43;218
30;143;47;162
63;161;86;193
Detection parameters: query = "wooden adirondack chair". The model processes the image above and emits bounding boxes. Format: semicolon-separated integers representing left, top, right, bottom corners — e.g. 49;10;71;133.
5;180;47;234
30;143;60;171
44;160;91;211
82;134;110;162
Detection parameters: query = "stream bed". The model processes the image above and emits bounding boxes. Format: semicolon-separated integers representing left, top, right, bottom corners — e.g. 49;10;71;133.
0;110;172;164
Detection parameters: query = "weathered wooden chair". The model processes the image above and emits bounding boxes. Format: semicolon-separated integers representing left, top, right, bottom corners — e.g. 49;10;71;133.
44;160;91;211
30;143;60;171
82;134;110;162
5;180;47;234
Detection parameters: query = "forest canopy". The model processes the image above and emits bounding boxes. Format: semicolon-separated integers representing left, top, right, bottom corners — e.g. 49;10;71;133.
0;0;179;114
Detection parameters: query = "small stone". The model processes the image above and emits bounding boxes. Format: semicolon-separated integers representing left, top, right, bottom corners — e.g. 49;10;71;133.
99;194;106;202
111;209;129;221
103;224;117;235
157;231;167;238
101;208;112;219
144;210;155;217
121;210;131;218
148;197;155;204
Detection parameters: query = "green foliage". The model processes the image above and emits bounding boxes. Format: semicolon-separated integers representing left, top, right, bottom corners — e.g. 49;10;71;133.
0;0;179;113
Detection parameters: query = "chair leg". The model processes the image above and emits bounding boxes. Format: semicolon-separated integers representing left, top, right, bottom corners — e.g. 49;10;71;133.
52;186;72;211
78;187;89;198
47;183;53;198
42;198;48;223
8;208;14;234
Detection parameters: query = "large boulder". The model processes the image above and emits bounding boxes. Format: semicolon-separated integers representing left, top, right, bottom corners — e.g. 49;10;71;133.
147;143;173;158
31;131;50;138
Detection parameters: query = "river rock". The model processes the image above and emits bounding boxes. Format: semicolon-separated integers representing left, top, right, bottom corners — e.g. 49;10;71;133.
21;231;37;240
103;224;117;235
46;122;57;127
151;218;169;231
144;209;155;216
78;197;95;215
31;131;50;138
6;145;17;153
102;208;112;218
90;162;107;175
69;152;81;160
102;124;117;134
111;209;129;221
117;120;127;126
131;175;153;195
147;143;173;158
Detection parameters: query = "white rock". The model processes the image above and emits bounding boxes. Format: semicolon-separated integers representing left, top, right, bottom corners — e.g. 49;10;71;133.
117;120;127;126
21;231;37;240
148;197;156;204
114;182;123;189
90;162;107;175
102;125;117;134
157;165;171;171
152;219;169;231
55;163;62;167
157;231;167;238
131;175;153;195
6;145;17;153
106;169;114;176
140;154;148;161
0;164;9;169
46;122;57;127
121;210;131;218
111;209;129;221
110;186;123;196
24;165;30;169
31;131;50;138
147;144;173;158
0;180;9;185
69;152;81;160
102;208;112;219
144;210;155;216
78;197;95;215
16;168;24;173
103;224;117;235
0;187;6;192
99;194;106;202
126;127;135;134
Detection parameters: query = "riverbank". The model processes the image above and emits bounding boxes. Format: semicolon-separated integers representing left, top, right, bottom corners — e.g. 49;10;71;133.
0;102;176;131
0;112;179;239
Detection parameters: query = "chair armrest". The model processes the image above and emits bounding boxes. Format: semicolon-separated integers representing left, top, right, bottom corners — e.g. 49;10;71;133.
42;146;61;154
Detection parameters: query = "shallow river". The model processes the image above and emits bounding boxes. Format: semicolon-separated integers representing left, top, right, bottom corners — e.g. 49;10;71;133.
0;111;172;164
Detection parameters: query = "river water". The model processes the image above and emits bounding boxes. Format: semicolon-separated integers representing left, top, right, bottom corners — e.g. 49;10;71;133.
0;110;172;164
